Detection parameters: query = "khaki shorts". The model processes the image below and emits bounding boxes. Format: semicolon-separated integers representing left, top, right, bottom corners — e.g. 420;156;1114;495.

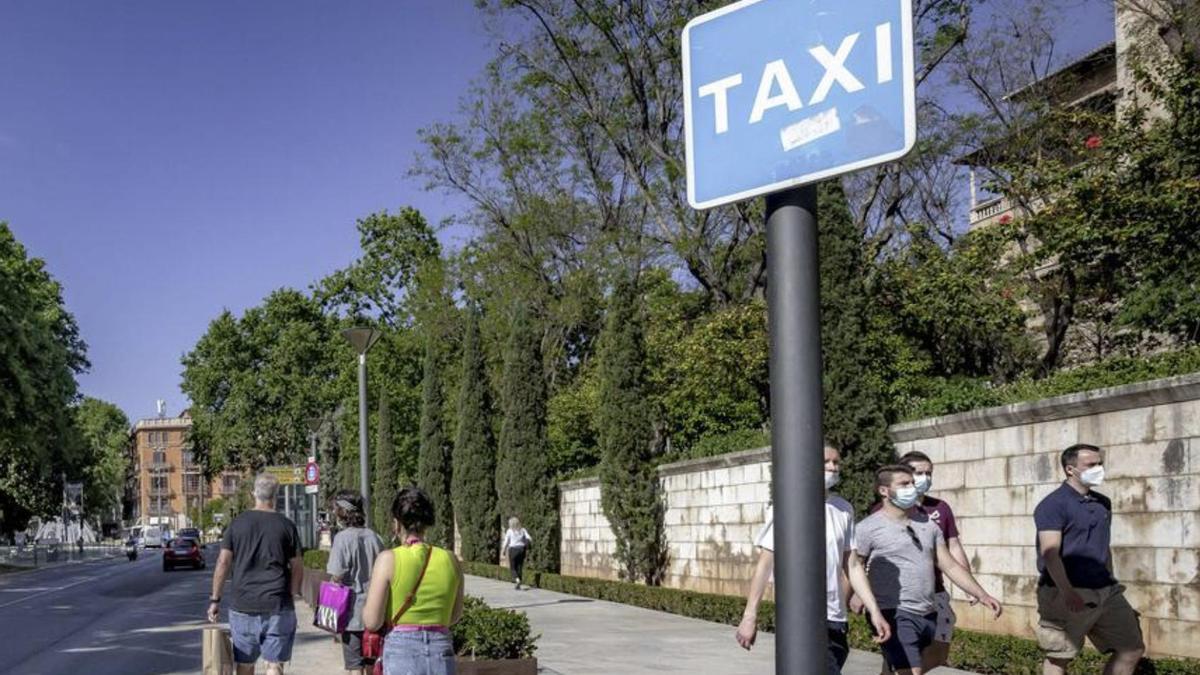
1036;585;1144;659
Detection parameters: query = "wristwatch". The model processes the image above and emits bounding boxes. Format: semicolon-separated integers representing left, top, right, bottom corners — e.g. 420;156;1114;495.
209;597;221;604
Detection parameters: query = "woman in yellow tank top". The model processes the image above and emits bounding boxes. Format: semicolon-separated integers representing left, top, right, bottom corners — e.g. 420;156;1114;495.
364;487;464;675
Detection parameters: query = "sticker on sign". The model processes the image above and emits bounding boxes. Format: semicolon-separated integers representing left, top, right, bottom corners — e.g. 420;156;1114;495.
683;0;916;209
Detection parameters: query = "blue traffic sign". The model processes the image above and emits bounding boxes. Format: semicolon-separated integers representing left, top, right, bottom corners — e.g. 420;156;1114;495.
683;0;916;209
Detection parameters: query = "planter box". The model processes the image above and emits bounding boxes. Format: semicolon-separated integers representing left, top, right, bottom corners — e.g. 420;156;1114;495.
454;658;537;675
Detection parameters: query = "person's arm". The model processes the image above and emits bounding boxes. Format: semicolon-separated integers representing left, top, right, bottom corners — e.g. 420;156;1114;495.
936;537;1001;617
326;535;346;579
363;549;395;631
845;551;891;643
1037;530;1086;612
207;549;233;622
500;531;508;559
450;554;465;626
735;549;773;650
290;555;303;597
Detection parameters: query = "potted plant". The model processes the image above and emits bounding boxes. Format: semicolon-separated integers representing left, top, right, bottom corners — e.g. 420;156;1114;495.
453;596;539;675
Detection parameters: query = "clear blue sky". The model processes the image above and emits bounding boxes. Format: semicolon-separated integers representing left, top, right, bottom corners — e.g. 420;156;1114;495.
0;1;1113;424
0;1;493;422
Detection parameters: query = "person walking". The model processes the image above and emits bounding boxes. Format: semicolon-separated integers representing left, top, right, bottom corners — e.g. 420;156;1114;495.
1034;443;1144;675
735;443;892;674
363;487;465;675
857;465;1002;675
855;450;974;671
207;473;302;675
501;517;531;590
327;490;385;675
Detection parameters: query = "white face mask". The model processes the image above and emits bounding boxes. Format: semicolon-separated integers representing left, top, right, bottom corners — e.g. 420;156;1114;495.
913;473;932;495
1078;465;1105;487
824;470;840;490
890;486;919;509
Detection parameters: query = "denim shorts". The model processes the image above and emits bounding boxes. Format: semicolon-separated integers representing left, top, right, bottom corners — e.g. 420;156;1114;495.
382;629;455;675
228;609;297;664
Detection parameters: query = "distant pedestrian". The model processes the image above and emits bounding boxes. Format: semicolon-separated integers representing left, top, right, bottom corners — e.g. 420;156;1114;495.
363;487;464;675
1034;443;1144;675
327;490;385;675
736;443;892;675
856;465;1002;675
208;473;302;675
501;517;532;590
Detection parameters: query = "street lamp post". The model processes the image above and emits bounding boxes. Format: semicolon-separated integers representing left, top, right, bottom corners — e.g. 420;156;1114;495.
341;327;382;529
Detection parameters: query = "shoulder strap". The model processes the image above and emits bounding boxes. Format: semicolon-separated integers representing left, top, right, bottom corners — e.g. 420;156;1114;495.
389;545;433;626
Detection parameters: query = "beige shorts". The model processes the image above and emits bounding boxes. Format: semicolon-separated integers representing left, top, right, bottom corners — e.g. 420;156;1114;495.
1036;584;1144;659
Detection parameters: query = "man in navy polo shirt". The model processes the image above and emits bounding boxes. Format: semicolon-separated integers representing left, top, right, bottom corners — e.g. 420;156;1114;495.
1034;443;1144;675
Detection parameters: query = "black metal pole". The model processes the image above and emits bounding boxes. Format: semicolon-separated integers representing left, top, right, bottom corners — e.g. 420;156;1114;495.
766;185;827;673
357;353;371;530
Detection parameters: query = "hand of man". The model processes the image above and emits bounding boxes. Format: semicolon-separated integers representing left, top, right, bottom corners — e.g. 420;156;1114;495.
207;601;220;623
868;610;892;644
735;615;757;650
979;594;1003;619
848;594;865;615
1062;589;1087;613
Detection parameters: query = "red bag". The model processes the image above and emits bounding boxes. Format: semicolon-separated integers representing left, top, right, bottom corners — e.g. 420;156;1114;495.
363;545;432;668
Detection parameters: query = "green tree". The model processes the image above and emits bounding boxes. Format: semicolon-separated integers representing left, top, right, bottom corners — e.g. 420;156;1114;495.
597;276;666;584
417;336;455;548
72;397;131;525
496;304;559;572
0;223;88;534
452;307;499;563
816;183;897;511
373;389;398;538
181;289;339;472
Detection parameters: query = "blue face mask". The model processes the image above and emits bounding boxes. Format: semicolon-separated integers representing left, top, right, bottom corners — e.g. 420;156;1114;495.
913;473;932;495
890;486;919;509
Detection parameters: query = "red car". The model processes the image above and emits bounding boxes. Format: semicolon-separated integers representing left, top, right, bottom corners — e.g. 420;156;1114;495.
162;538;206;571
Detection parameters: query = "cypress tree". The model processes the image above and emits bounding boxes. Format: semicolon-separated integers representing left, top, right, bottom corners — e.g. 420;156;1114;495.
817;181;893;512
417;335;455;549
451;306;499;563
496;304;559;572
597;276;666;584
373;389;398;539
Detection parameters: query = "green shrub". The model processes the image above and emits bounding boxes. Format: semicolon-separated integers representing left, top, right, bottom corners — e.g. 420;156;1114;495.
462;561;1198;674
905;346;1200;420
303;549;329;570
662;428;770;464
452;595;538;660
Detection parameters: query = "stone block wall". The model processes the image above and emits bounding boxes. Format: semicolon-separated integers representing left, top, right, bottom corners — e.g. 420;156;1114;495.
558;374;1200;659
890;374;1200;659
559;448;771;597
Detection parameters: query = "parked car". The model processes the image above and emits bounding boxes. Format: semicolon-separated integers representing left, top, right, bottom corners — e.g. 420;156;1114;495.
162;538;205;571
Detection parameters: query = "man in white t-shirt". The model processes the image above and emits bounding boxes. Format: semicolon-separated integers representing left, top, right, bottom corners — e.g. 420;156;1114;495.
736;443;891;674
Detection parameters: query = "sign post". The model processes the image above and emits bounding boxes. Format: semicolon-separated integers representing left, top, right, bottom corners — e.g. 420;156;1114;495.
683;2;914;672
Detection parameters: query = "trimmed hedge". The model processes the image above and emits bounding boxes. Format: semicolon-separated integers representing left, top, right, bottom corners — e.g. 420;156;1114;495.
903;346;1200;421
303;549;329;570
462;562;1200;675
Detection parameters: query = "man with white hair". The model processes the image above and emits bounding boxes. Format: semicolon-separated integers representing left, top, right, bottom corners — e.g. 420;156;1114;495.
208;473;303;675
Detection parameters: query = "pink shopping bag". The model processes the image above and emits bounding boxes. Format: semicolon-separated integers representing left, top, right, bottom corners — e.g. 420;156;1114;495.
313;581;353;634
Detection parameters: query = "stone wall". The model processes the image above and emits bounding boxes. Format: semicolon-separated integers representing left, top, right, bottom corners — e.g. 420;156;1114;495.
559;448;771;597
558;374;1199;659
890;374;1200;660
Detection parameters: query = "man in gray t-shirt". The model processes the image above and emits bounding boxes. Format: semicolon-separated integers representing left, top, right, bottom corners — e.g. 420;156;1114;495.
856;465;1002;675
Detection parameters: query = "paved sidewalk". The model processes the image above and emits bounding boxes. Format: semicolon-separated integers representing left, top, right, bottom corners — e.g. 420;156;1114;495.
464;575;978;675
288;575;980;675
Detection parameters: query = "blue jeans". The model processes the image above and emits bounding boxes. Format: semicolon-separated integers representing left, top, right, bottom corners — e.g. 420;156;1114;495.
228;609;297;664
382;630;456;675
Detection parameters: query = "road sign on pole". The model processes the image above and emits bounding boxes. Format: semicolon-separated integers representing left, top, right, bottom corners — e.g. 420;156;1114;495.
682;3;916;674
304;459;320;495
683;0;915;209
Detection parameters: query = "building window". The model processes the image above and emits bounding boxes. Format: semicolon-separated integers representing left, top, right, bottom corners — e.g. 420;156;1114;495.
152;451;166;466
223;476;239;493
182;451;194;466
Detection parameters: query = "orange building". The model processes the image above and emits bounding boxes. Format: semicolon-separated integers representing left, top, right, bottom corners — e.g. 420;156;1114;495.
128;410;241;530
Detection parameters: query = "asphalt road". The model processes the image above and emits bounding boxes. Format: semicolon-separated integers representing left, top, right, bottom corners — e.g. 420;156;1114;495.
0;545;219;675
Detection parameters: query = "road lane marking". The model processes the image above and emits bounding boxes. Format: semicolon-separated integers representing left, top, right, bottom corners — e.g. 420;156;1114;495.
0;575;97;609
